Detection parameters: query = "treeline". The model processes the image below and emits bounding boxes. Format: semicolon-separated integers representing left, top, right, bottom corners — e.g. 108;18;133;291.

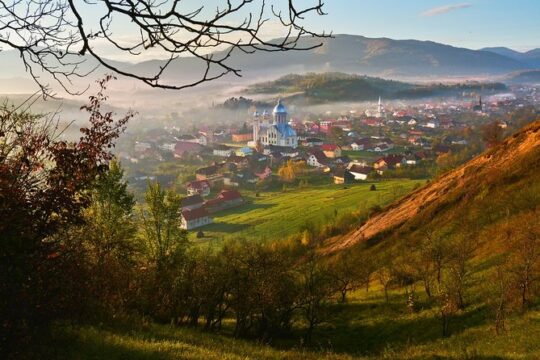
52;165;376;342
246;72;507;103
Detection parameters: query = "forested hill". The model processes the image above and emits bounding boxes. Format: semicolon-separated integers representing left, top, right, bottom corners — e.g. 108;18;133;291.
246;73;507;103
327;119;540;253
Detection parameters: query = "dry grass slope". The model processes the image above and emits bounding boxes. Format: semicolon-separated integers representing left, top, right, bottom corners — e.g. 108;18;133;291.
328;120;540;252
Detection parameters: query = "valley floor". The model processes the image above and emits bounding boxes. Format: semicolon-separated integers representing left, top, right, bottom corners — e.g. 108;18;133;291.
191;180;420;244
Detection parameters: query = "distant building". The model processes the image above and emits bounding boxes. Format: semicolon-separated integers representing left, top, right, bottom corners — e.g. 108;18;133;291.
180;194;205;211
174;141;204;158
333;169;355;184
347;164;372;180
181;208;212;230
232;132;253;143
306;150;328;168
213;144;234;157
321;144;342;158
186;180;211;197
204;190;245;213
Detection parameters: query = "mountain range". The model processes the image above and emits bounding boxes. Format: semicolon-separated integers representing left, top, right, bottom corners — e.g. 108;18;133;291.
1;34;539;94
481;47;540;68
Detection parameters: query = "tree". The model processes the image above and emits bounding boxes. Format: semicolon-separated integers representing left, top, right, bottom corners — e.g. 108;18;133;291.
0;77;131;355
481;121;504;148
507;212;540;312
82;159;137;313
140;182;188;270
278;160;306;182
0;1;329;96
329;252;360;303
298;249;333;343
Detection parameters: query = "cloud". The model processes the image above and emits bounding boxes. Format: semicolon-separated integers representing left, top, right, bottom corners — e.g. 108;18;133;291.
420;3;472;17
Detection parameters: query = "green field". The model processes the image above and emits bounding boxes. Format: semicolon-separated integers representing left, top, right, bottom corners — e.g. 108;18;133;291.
192;180;421;244
53;284;540;360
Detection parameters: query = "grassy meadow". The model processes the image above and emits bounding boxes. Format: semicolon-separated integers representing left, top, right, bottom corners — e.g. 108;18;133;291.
49;280;540;360
191;180;421;244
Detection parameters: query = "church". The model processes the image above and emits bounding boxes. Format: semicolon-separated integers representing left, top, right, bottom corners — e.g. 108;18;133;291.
252;99;298;148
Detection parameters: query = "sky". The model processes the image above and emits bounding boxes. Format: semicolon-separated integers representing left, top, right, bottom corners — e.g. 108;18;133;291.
315;0;540;51
81;0;540;62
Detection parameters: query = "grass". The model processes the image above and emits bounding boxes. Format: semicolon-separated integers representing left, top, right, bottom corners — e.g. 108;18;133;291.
49;283;540;360
52;322;350;360
191;180;420;244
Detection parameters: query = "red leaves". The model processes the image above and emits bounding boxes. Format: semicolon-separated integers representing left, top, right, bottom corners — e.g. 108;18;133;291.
1;76;132;240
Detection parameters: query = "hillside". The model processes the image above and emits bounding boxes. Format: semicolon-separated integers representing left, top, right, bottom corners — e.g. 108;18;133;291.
505;70;540;84
328;120;540;252
246;73;507;103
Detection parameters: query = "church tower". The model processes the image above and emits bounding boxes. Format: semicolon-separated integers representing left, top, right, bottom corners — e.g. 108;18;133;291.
273;99;287;124
376;96;385;118
253;110;260;143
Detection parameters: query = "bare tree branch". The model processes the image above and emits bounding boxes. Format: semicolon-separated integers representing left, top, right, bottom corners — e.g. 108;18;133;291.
0;0;330;97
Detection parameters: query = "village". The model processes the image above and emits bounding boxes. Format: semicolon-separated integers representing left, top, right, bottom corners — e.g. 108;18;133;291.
116;87;538;231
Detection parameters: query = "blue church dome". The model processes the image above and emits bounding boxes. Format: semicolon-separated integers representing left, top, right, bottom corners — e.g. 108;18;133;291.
273;99;287;114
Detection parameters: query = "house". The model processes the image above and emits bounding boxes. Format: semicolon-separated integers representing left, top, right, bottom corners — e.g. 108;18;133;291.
231;132;253;142
180;208;212;230
180;194;205;211
368;143;389;152
273;146;299;158
405;154;420;165
333;169;355;184
350;138;371;151
347;164;372;180
321;144;342;158
205;190;245;213
213;144;233;157
174;141;204;158
424;119;440;129
303;137;324;147
373;155;406;170
195;164;224;184
186;180;211;197
235;170;259;185
334;156;351;166
225;155;249;169
306;150;328;168
197;134;209;146
177;134;199;143
362;117;382;127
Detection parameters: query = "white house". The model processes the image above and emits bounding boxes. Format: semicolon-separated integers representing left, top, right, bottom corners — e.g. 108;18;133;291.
213;145;233;157
180;208;212;230
347;164;371;180
307;152;327;168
